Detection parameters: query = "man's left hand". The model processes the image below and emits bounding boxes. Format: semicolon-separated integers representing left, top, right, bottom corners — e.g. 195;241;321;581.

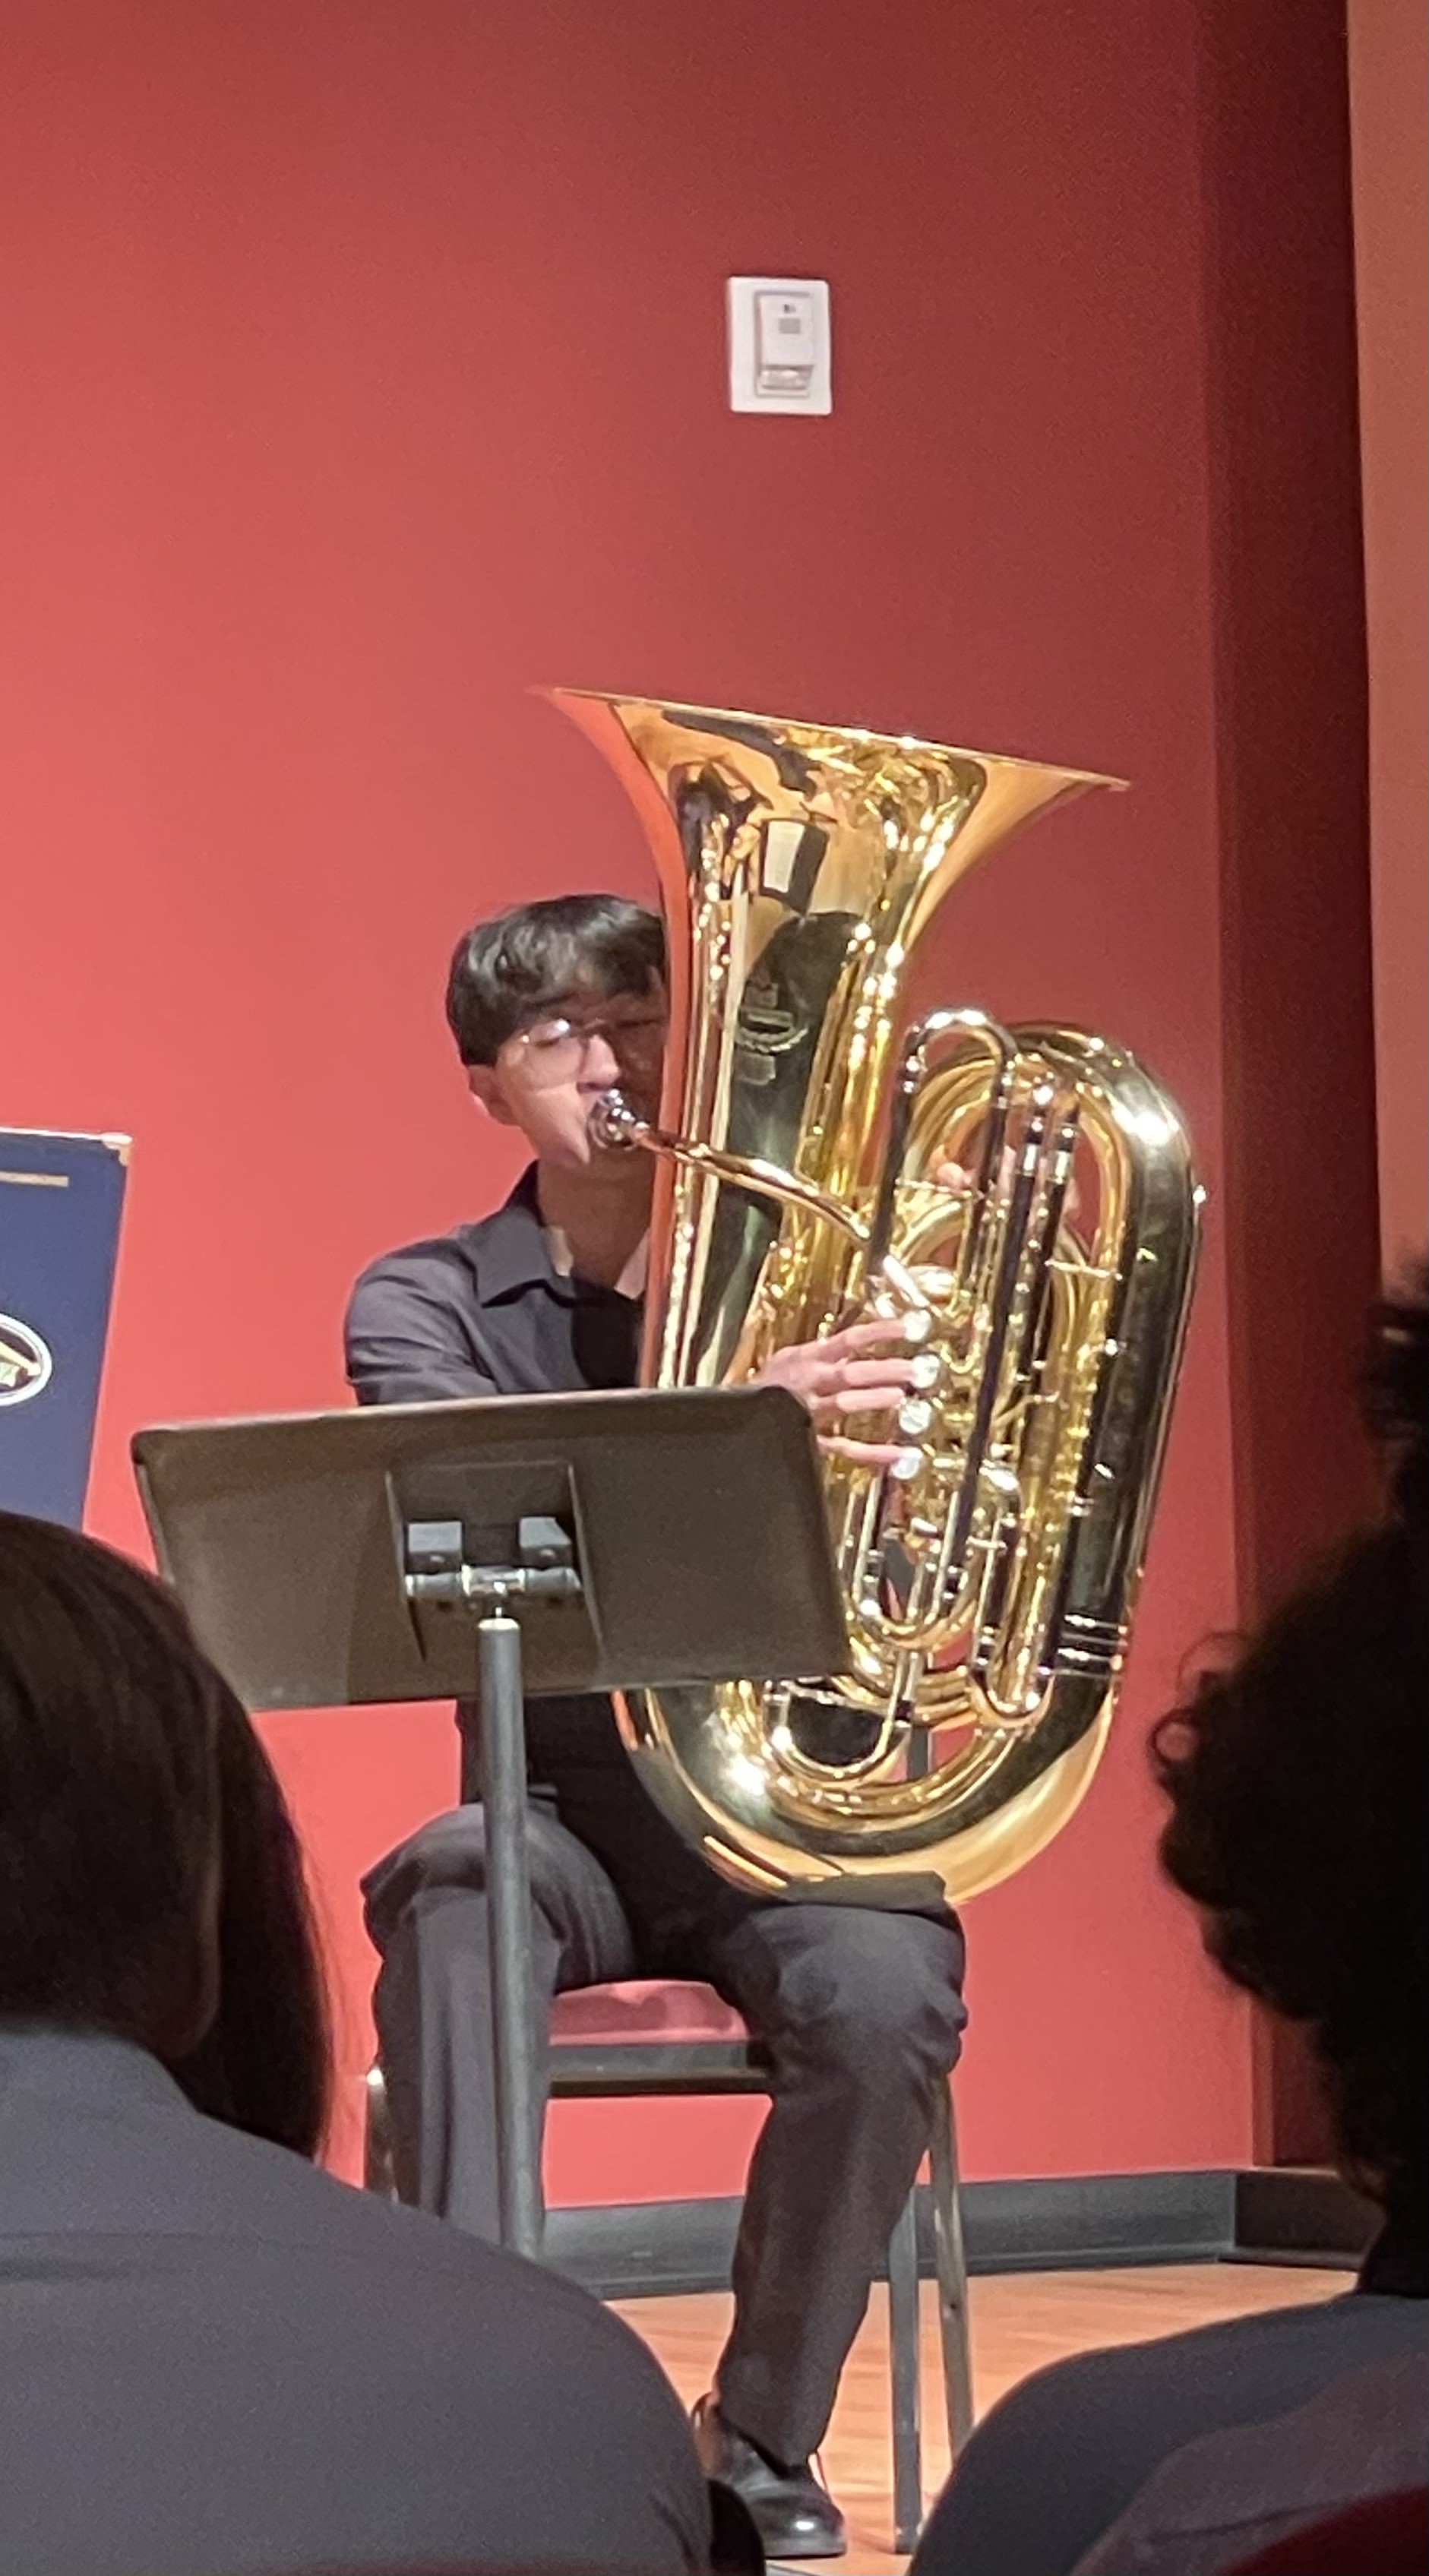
754;1317;924;1471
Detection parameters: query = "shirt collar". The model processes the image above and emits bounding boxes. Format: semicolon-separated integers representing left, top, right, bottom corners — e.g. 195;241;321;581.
476;1165;572;1304
476;1166;647;1307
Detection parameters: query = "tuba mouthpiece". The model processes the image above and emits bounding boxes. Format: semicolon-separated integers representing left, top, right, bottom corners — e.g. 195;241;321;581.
589;1089;640;1151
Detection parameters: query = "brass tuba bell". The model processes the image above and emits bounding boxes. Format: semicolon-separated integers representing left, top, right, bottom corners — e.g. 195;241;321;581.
549;691;1202;1911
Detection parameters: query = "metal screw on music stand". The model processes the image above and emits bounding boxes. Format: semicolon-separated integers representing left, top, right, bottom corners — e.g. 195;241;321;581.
404;1515;581;2260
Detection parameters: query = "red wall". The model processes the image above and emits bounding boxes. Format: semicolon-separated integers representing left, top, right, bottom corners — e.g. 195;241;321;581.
1348;0;1429;1271
2;0;1371;2200
1195;0;1378;2163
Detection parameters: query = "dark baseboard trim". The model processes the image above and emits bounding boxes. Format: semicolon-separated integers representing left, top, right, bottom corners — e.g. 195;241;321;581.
546;2167;1374;2300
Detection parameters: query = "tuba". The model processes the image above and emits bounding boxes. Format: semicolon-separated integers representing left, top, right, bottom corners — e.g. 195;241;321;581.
549;691;1202;1911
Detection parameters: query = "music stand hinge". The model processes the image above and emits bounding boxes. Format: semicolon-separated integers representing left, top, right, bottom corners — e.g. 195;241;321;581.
402;1514;583;1614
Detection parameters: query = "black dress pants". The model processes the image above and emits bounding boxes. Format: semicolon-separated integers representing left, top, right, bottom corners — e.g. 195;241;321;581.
362;1712;967;2468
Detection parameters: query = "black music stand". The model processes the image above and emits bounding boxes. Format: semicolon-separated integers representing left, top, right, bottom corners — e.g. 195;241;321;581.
132;1386;848;2259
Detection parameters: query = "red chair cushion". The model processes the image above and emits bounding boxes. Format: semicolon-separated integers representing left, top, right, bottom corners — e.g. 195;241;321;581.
1225;2487;1429;2575
549;1979;751;2047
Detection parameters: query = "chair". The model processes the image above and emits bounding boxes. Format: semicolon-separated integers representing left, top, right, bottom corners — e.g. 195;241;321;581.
365;1978;974;2552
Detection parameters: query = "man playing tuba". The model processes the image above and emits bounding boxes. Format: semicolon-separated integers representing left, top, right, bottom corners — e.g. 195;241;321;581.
347;893;969;2562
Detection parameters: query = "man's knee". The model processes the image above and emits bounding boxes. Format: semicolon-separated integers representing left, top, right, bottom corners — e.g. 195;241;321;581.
748;1907;967;2081
362;1803;576;1949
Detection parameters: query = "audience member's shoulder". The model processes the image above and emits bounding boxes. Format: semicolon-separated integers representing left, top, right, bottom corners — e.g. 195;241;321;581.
1071;2352;1429;2576
957;2284;1418;2449
912;2296;1400;2576
178;2106;557;2287
181;2114;692;2420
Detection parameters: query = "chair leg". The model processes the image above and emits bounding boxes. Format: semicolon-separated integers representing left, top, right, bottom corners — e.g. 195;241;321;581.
887;2187;923;2552
364;2064;395;2200
929;2080;975;2457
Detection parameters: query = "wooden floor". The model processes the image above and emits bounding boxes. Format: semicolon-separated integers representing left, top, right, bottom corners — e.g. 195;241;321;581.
616;2261;1349;2572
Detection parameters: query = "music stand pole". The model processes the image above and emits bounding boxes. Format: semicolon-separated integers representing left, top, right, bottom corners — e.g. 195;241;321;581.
404;1521;585;2262
476;1607;543;2258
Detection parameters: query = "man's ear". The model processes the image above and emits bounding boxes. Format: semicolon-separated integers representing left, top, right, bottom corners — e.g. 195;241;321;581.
467;1064;517;1128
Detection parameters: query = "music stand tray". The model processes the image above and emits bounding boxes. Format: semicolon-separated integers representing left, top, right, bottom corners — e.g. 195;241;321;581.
133;1385;847;2255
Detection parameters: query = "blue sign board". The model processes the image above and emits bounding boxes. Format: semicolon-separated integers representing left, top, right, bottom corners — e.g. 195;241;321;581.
0;1128;131;1526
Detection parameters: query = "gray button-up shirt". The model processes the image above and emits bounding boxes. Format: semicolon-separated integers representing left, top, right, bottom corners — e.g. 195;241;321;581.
0;2025;710;2574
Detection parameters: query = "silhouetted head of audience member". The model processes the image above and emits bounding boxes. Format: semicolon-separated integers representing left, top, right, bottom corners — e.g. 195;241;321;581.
1152;1272;1428;2227
0;1510;329;2157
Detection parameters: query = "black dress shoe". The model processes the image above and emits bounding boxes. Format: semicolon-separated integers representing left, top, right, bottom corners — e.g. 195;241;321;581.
693;2395;847;2561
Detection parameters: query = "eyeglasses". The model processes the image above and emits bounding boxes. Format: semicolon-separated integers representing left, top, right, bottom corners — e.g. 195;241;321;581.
505;1010;668;1083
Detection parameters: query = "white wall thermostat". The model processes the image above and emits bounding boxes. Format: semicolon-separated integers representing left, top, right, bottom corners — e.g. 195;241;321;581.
726;277;832;416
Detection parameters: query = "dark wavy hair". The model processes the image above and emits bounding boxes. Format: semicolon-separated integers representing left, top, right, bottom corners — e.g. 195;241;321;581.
1152;1270;1428;2211
0;1511;330;2157
445;892;665;1067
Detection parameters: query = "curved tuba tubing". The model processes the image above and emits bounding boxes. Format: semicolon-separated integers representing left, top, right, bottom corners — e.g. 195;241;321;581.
548;691;1203;1910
